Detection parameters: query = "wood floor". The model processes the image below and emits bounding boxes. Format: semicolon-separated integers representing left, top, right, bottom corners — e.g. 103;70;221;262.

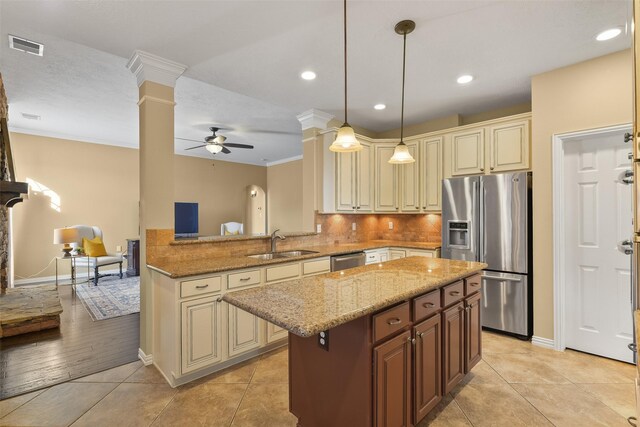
0;284;139;399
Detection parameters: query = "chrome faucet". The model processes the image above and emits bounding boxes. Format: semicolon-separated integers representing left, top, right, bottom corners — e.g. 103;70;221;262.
271;228;285;252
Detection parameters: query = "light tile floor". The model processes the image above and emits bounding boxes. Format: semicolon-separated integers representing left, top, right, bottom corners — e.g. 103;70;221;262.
0;331;636;426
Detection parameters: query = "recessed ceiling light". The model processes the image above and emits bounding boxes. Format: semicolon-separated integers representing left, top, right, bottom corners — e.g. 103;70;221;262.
596;27;622;41
300;71;316;80
374;104;386;110
457;75;474;85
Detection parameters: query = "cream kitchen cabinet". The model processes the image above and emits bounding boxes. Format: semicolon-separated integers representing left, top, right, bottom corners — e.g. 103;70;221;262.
181;295;223;375
374;143;399;212
406;248;441;258
488;119;530;173
449;117;530;177
335;141;373;212
421;137;443;211
400;141;421;212
227;296;262;358
390;249;406;260
451;128;486;176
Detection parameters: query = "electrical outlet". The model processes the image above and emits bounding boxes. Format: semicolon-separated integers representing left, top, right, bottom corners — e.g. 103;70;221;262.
352;222;356;231
316;224;322;233
318;330;329;351
116;245;122;252
389;221;394;230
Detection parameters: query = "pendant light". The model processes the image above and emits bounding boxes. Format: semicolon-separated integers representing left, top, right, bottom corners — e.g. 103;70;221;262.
389;20;416;164
329;0;362;153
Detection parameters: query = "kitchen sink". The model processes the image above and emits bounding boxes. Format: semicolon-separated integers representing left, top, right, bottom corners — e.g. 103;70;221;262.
247;250;319;260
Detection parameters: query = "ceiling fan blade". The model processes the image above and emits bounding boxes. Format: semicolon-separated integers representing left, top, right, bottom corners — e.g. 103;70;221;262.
221;146;231;154
185;145;205;150
222;143;254;149
176;137;204;144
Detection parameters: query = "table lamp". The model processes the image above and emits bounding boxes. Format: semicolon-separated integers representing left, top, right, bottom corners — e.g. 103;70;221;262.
53;227;80;257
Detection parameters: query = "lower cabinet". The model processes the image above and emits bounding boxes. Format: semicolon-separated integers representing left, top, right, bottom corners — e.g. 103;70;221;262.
181;295;223;374
374;330;412;427
442;302;465;394
266;322;288;343
228;303;262;357
390;249;406;260
414;314;442;422
465;292;482;371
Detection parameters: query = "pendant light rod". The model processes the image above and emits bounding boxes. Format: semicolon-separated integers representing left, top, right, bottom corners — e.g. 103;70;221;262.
395;20;415;143
343;0;348;124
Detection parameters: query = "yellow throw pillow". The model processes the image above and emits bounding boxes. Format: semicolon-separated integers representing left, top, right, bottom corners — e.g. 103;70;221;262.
83;237;107;257
224;230;239;235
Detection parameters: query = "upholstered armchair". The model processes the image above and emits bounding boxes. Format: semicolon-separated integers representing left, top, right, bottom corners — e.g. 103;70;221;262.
221;222;243;235
69;225;123;285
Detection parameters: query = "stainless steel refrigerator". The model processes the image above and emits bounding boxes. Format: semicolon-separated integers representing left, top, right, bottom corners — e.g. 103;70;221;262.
442;171;532;338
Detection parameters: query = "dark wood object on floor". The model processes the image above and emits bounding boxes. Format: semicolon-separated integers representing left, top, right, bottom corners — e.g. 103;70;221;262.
288;273;482;427
126;238;140;277
0;284;139;399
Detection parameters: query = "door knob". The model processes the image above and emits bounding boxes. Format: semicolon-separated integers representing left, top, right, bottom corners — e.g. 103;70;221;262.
621;170;634;185
625;132;634;143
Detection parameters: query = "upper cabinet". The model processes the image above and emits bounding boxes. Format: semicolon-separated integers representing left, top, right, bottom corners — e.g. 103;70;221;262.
488;119;530;173
449;117;531;177
400;141;421;212
374;143;399;212
422;137;443;211
335;141;373;212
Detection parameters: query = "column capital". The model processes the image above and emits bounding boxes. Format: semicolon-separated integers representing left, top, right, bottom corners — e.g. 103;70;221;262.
127;50;187;88
296;109;334;131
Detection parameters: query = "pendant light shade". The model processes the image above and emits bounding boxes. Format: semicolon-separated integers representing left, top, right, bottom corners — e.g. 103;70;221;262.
389;20;416;164
205;144;223;154
329;0;362;153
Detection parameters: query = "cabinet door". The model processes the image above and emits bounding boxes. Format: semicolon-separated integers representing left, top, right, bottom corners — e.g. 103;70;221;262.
400;141;421;212
266;322;288;343
380;251;389;263
357;141;374;212
181;295;222;374
374;330;411;427
414;314;442;423
374;143;398;212
406;249;434;258
422;137;443;211
489;120;530;173
390;249;406;260
451;129;485;176
465;292;482;372
335;151;356;211
442;302;465;394
228;303;262;357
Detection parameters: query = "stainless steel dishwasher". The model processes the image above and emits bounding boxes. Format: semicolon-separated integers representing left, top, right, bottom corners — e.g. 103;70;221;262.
330;252;366;272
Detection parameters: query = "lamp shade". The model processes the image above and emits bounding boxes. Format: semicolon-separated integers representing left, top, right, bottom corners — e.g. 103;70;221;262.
388;142;415;164
205;144;223;154
329;124;363;152
53;227;80;245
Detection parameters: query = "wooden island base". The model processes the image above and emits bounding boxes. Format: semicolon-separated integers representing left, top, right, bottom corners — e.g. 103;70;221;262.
289;273;482;427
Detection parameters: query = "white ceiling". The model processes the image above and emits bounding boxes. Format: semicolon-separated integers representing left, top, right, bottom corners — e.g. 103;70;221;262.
0;0;632;164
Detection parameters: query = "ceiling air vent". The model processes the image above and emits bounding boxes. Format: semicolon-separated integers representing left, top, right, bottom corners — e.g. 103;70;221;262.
8;35;43;56
21;113;41;121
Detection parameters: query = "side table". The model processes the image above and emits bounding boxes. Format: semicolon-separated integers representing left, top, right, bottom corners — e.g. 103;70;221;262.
55;254;90;288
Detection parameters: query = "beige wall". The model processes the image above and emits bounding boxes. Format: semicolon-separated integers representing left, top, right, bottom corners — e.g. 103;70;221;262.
10;133;139;279
174;156;267;236
10;132;269;280
531;50;632;339
267;160;303;232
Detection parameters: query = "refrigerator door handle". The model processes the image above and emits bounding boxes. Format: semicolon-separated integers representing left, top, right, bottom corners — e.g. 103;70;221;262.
478;181;485;263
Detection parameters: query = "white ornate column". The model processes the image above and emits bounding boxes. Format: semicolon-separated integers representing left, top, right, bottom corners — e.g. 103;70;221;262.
297;109;334;232
127;51;186;362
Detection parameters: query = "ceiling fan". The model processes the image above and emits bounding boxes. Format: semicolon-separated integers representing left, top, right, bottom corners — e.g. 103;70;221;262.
178;127;254;155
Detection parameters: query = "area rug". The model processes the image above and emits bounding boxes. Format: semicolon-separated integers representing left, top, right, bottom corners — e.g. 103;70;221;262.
75;276;140;321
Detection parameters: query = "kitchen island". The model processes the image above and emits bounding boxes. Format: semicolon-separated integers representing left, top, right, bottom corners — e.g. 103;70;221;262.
223;257;486;427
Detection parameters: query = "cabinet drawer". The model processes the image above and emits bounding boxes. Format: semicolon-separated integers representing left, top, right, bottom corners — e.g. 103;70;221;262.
228;269;261;289
266;263;300;283
413;290;441;321
373;302;410;342
303;258;331;276
442;280;464;307
464;274;482;296
180;276;222;298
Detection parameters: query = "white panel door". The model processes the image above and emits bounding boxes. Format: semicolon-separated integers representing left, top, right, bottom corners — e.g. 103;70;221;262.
564;131;633;363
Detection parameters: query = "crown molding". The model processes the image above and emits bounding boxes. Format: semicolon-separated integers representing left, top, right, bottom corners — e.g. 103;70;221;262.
266;155;303;167
126;50;187;88
296;109;334;131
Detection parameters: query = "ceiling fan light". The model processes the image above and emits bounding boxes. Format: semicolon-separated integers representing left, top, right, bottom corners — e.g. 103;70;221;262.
214;135;227;144
389;142;415;164
329;123;363;152
205;144;223;154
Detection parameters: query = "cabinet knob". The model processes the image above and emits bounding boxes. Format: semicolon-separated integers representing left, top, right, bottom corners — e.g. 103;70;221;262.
417;332;424;339
387;318;402;325
407;337;416;344
490;167;495;171
480;168;485;172
625;132;634;143
216;297;223;303
423;302;435;308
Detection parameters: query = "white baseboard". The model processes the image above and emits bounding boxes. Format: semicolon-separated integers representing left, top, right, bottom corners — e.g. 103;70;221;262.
14;268;121;286
531;336;555;350
138;348;153;366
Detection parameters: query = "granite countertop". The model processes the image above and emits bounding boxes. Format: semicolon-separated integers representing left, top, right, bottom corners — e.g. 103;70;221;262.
147;240;442;278
223;257;486;337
